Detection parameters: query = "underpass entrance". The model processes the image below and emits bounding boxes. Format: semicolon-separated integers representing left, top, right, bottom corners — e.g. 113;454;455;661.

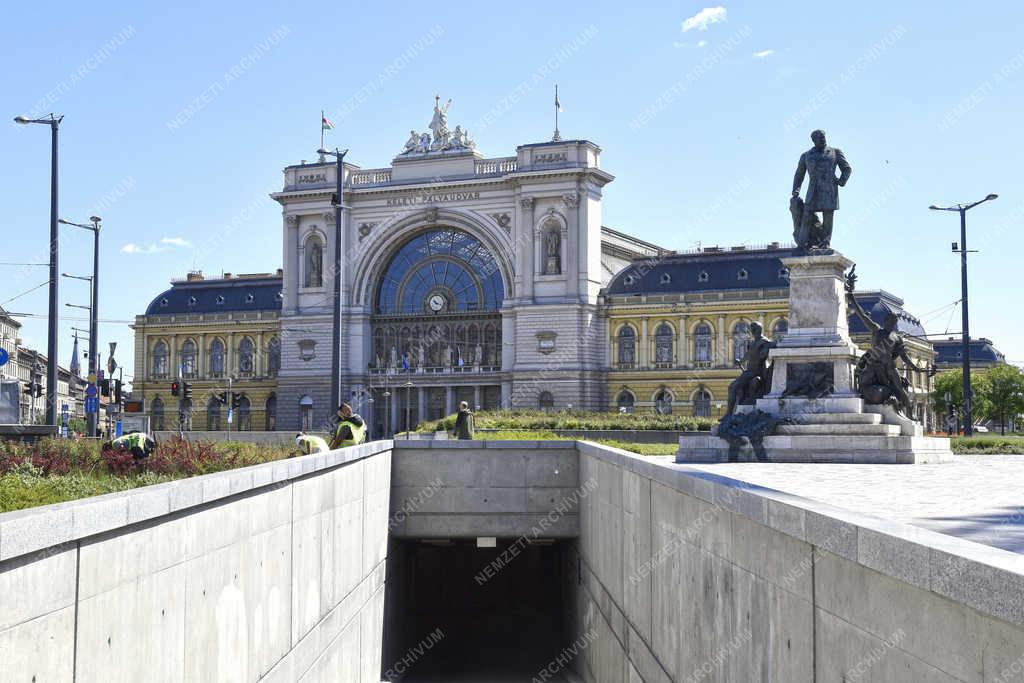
383;538;573;682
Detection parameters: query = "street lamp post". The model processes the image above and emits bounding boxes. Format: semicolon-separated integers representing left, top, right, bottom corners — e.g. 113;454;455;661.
60;216;101;436
318;147;348;415
14;114;63;428
929;193;998;436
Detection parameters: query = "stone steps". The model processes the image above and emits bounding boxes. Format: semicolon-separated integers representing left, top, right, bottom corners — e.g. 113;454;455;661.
776;423;902;436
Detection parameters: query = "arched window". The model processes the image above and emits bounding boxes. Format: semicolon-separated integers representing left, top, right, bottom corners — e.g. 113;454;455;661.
209;338;225;378
237;395;252;431
207;396;222;431
694;323;713;365
238;338;255;376
265;394;277;431
773;319;789;340
299;395;314;431
178;398;193;431
617;325;637;366
538;391;555;411
180;339;197;378
152;340;168;378
654;323;674;364
693;390;712;418
733;322;751;364
151;397;165;431
267;337;281;377
616;390;635;414
654;390;673;415
304;235;324;288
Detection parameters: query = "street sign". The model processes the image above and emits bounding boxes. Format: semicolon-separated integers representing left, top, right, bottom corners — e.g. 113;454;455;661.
227;408;234;424
85;396;99;414
85;384;98;398
87;372;96;384
115;419;123;438
0;348;8;367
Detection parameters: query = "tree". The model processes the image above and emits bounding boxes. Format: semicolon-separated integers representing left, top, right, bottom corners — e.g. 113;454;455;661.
978;364;1024;435
932;369;991;432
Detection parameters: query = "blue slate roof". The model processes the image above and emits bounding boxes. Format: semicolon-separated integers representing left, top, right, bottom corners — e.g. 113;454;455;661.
605;246;799;294
933;338;1005;365
145;274;283;315
605;248;927;338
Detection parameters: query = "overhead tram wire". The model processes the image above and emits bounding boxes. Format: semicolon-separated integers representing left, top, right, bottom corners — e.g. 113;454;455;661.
2;280;51;306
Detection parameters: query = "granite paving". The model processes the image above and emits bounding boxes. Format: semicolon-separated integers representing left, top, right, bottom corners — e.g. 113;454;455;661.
676;454;1024;553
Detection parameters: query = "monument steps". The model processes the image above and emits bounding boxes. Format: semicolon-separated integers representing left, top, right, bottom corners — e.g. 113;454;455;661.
787;412;882;425
776;423;901;436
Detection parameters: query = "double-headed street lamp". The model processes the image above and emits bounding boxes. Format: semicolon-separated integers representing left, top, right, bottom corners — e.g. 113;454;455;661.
929;193;998;436
60;216;101;436
318;147;348;415
14;113;63;428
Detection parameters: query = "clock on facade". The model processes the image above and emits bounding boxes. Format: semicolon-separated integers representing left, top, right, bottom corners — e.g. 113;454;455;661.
428;294;446;312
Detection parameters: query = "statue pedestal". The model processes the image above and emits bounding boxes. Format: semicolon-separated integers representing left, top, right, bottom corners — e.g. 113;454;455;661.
677;250;951;464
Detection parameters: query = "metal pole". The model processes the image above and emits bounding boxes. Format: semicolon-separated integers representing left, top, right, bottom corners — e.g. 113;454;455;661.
330;151;346;414
45;119;60;428
959;208;972;436
88;222;99;437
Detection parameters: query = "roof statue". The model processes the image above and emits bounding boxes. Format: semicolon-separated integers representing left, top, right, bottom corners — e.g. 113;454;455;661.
399;95;477;155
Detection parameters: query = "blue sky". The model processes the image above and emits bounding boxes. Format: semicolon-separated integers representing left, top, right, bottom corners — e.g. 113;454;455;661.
3;0;1024;382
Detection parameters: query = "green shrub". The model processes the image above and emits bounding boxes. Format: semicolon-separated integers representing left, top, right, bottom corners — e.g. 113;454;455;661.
415;409;713;433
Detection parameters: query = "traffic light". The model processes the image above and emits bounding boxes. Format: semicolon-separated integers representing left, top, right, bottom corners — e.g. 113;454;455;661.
23;383;42;398
171;381;180;396
217;391;228;405
182;382;192;401
113;380;122;404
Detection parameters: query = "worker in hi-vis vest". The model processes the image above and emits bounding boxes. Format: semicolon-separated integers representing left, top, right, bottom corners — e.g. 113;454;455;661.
329;402;367;449
108;432;157;459
294;432;329;456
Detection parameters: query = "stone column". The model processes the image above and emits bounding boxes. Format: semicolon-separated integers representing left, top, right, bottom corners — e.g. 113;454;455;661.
717;315;727;367
678;316;688;367
563;191;580;298
519;196;536;300
198;333;206;378
473;385;481;411
417;388;426;425
392;390;401;434
284;215;299;311
445;386;453;416
639;318;648;367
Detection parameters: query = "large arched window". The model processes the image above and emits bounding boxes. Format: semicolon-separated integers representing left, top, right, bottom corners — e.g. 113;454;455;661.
207;396;222;431
654;390;673;415
151;396;165;431
237;395;252;431
617;325;636;366
267;337;281;377
654;323;674;365
693;390;712;418
152;340;168;378
375;228;505;315
694;323;713;366
538;391;555;411
616;390;635;414
209;338;225;378
181;339;197;378
238;337;255;377
304;235;324;288
733;322;751;364
265;394;277;431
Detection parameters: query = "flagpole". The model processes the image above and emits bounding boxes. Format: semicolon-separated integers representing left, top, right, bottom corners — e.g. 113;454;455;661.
553;84;562;142
320;109;325;160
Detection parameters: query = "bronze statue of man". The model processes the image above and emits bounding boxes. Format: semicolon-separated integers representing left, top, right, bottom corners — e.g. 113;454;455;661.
724;322;776;416
792;129;852;251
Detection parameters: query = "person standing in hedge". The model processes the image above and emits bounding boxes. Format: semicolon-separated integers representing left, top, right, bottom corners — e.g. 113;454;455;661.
453;401;475;440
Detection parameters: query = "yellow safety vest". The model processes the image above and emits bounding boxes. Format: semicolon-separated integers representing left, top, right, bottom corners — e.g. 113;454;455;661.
333;419;367;448
296;435;329;454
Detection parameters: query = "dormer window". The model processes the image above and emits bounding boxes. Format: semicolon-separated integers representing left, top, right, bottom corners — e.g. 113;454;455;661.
187;296;198;307
215;295;225;305
245;292;255;303
778;267;790;280
623;274;636;286
160;298;169;308
275;291;284;301
737;269;748;281
660;273;672;284
697;271;710;283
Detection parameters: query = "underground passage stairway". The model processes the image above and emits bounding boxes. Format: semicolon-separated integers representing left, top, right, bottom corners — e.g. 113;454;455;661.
385;539;574;682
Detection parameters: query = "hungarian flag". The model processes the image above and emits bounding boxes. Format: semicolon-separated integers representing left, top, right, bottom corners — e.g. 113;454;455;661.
322;115;335;130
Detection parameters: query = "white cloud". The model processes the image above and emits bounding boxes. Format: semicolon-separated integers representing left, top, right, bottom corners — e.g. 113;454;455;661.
121;243;164;255
161;236;192;247
753;49;775;59
682;7;727;32
697;40;708;48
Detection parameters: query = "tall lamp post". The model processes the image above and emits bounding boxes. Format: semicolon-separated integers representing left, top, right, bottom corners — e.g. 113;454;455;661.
60;216;101;436
14;113;63;428
318;147;348;416
929;193;998;436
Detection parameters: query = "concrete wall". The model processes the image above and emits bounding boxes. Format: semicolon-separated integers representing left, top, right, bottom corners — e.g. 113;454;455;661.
0;440;393;682
389;440;580;539
571;442;1024;682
